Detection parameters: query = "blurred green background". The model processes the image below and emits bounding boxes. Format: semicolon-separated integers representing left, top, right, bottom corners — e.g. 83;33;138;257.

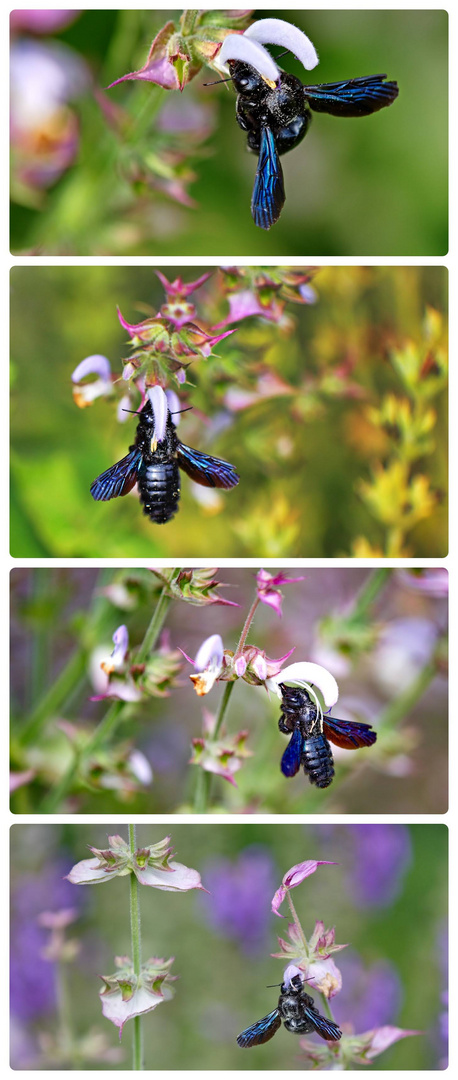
10;8;448;256
10;824;447;1070
10;568;448;815
10;265;448;558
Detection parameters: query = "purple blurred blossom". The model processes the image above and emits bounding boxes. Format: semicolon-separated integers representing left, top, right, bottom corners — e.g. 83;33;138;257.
10;857;85;1020
344;825;412;908
371;618;438;695
396;569;448;597
333;953;402;1032
10;11;81;35
156;96;215;140
200;846;277;953
10;38;89;188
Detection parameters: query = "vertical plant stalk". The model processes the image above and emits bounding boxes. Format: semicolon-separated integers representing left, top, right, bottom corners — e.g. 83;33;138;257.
193;681;235;813
193;585;261;813
38;587;173;812
55;955;74;1063
234;596;260;657
349;568;391;621
20;566;120;746
129;824;143;1071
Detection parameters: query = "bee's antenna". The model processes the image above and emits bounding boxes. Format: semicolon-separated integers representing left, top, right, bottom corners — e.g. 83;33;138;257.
203;75;233;86
170;406;193;415
122;407;141;415
266;983;283;988
274;48;291;60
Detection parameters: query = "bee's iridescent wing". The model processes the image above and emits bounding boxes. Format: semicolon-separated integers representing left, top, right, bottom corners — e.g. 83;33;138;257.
280;726;304;777
305;74;398;117
302;1004;342;1042
323;715;377;750
237;1009;282;1048
177;442;239;489
251;125;285;230
90;448;143;501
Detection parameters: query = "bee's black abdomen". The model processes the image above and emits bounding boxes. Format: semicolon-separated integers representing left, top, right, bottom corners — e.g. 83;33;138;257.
138;462;180;524
302;735;335;788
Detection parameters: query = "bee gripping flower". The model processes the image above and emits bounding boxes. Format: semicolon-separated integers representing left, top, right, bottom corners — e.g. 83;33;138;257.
267;661;339;710
218;18;319;81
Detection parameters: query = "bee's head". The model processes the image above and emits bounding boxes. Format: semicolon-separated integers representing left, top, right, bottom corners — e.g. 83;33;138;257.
228;59;272;95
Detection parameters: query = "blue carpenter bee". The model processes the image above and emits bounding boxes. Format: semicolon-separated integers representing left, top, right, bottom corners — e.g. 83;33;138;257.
237;972;342;1047
225;62;399;229
279;683;377;788
90;397;239;524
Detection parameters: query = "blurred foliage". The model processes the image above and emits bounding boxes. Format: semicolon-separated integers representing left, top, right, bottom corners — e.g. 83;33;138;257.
10;823;447;1069
10;568;448;815
10;265;448;557
10;9;447;256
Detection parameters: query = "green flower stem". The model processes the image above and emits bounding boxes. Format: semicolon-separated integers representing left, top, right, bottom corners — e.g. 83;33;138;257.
55;957;74;1062
37;587;172;813
349;568;391;621
19;567;117;746
234;596;260;656
20;648;89;747
193;681;235;813
129;825;143;1071
136;590;172;663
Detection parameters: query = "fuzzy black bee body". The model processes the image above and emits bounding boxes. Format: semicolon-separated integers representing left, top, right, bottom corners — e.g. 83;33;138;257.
301;734;335;789
278;683;376;788
237;973;342;1047
135;410;181;524
223;60;399;229
90;399;239;524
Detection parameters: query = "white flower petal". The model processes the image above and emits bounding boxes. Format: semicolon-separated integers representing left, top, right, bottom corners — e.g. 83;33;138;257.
194;633;224;673
147;385;169;442
135;860;203;892
245;18;319;72
165;388;181;423
65;857;118;885
268;661;339;708
218;34;280;83
71;354;112;383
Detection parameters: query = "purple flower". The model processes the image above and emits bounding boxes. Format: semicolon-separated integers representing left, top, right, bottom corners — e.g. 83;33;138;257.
199;846;277;953
10;856;84;1020
256;568;305;616
371;617;439;695
10;11;81;35
344;825;412;908
396;569;449;597
107;21;189;92
10;38;89;189
272;859;338;917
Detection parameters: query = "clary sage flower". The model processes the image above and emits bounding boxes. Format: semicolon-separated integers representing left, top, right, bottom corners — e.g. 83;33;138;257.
66;834;204;892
